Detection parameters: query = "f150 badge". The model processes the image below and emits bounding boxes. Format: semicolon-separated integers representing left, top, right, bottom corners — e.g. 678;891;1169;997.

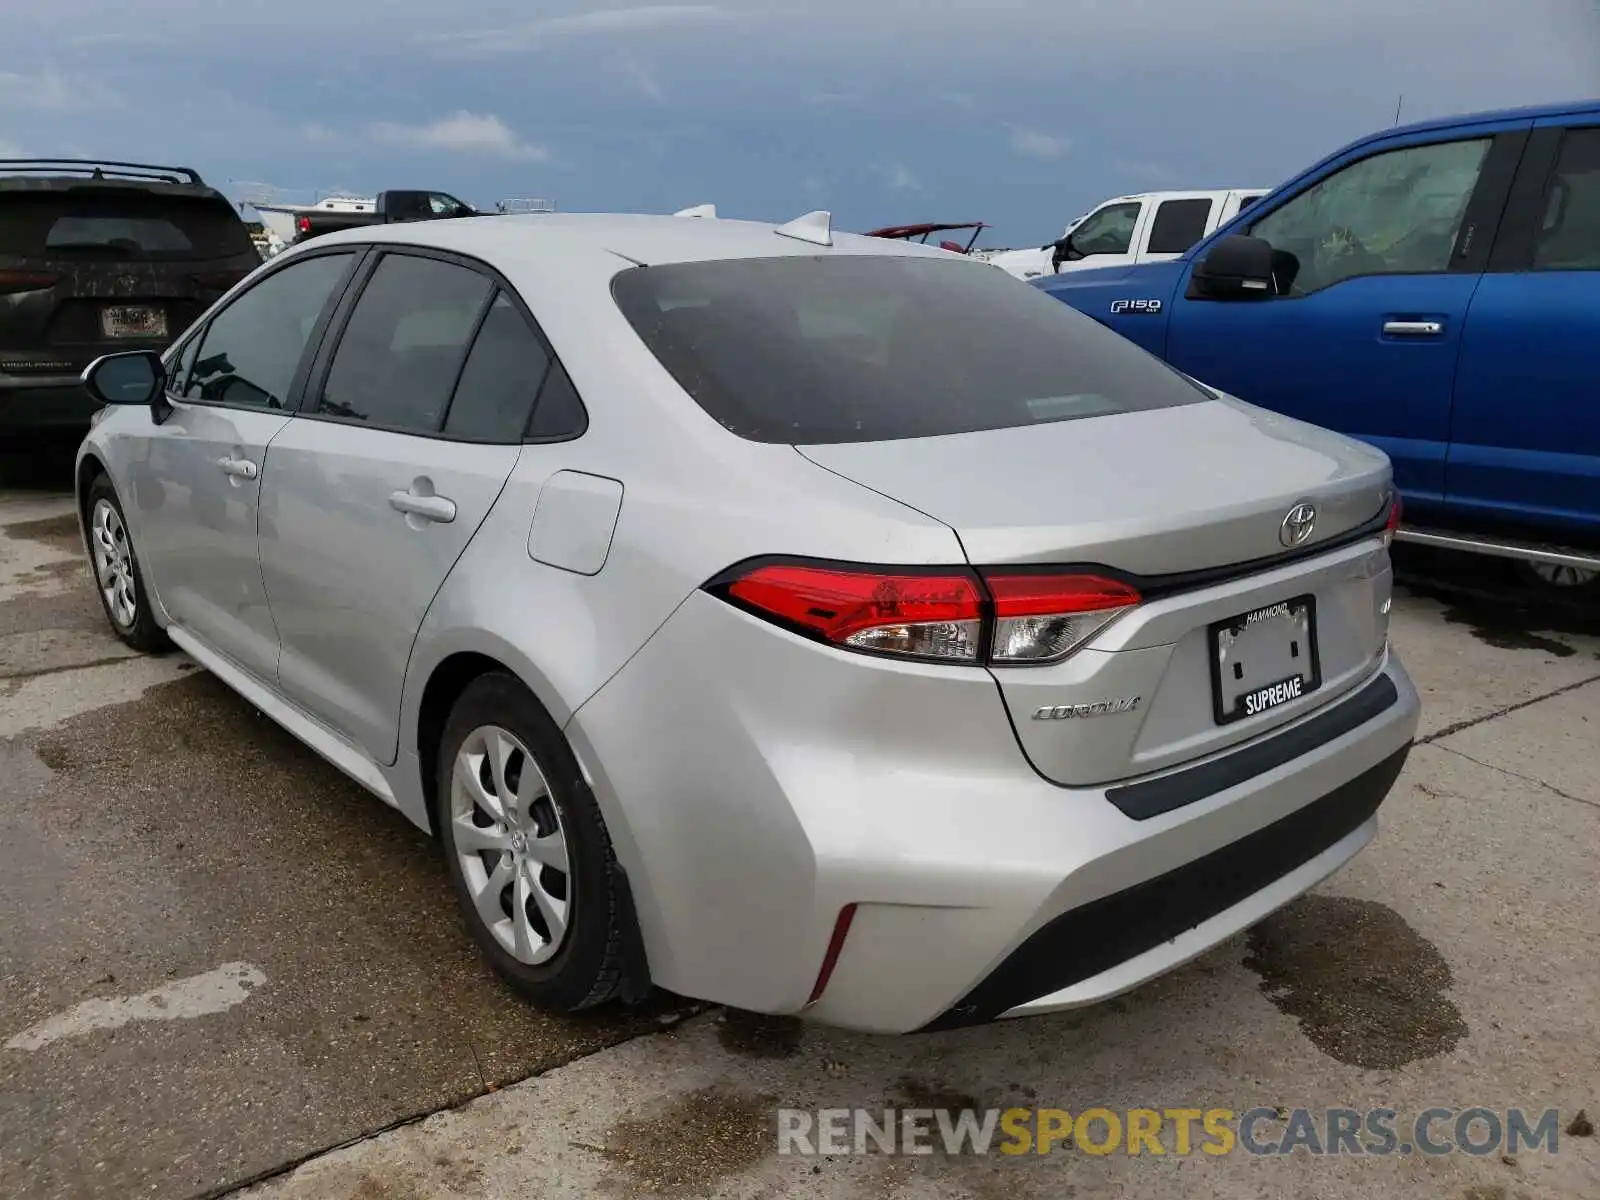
1109;299;1162;315
1033;697;1142;720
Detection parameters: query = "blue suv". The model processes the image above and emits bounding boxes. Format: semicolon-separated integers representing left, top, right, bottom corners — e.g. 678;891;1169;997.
1036;100;1600;592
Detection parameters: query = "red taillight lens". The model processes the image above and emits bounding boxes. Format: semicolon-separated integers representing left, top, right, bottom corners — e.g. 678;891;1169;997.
1383;492;1403;546
983;571;1141;663
296;215;311;233
713;561;1139;665
724;562;984;662
0;270;58;294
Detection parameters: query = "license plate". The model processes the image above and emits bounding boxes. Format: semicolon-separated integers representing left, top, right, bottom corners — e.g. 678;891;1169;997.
100;305;167;339
1208;595;1321;725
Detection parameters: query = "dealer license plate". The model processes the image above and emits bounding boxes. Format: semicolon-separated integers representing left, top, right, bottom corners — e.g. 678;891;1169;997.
101;305;167;340
1208;595;1321;725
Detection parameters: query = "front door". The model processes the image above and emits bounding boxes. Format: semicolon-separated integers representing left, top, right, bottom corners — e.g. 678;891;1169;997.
1055;200;1145;274
126;250;359;681
1448;122;1600;537
260;252;542;763
1164;129;1522;511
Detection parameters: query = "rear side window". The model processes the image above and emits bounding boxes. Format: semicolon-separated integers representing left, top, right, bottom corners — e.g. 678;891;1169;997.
0;191;255;261
184;252;354;408
443;292;551;442
1533;128;1600;270
611;254;1208;444
317;254;492;432
1146;198;1214;254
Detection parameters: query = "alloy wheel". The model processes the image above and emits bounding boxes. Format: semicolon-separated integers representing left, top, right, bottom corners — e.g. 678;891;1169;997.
90;499;138;629
450;725;571;965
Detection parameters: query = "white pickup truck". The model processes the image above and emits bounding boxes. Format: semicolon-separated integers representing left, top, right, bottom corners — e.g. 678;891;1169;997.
983;188;1267;280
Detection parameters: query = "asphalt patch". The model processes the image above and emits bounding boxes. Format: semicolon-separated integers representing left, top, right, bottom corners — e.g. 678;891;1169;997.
1243;894;1468;1070
1;672;679;1200
716;1009;804;1059
599;1084;778;1196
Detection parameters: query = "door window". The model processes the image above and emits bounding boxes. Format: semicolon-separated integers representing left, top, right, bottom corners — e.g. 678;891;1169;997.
1069;202;1142;256
316;253;492;432
442;292;551;441
1249;137;1490;294
1146;198;1214;255
183;252;354;408
1533;128;1600;270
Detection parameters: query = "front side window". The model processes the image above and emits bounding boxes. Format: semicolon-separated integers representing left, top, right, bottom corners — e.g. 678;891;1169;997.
612;254;1208;444
316;254;491;432
1533;128;1600;270
184;252;354;408
1146;198;1214;255
1070;202;1142;256
1250;137;1490;294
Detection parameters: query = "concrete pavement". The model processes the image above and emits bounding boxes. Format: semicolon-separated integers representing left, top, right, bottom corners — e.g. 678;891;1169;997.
2;452;1596;1200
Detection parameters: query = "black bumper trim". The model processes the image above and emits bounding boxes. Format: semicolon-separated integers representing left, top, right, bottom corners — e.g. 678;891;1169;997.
919;743;1410;1031
1106;673;1400;821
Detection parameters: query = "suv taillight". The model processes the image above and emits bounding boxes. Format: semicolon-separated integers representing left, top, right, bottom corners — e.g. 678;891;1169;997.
709;560;1139;666
0;270;58;294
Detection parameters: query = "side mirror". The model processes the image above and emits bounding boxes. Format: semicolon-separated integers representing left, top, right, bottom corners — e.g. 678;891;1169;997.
1050;234;1081;272
1190;234;1292;300
82;351;166;406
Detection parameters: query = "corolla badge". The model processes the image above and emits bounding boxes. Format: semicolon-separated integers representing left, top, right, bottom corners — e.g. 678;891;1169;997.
1032;697;1141;720
1279;501;1317;548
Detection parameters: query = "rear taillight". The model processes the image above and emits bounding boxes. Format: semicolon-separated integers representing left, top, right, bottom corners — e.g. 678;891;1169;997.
1383;492;1403;547
710;560;1139;666
724;562;984;662
0;270;58;294
982;571;1142;663
296;215;312;234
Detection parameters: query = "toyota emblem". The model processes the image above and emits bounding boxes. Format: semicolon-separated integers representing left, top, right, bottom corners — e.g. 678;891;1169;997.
1279;502;1317;547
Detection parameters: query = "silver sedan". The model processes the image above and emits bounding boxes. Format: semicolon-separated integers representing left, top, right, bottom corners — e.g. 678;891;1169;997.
72;210;1419;1033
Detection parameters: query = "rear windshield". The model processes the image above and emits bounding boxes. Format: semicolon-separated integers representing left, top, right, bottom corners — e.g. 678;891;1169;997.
611;254;1207;444
0;190;255;261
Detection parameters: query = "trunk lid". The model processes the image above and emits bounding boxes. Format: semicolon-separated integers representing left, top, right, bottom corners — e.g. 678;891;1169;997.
795;397;1391;580
797;397;1397;787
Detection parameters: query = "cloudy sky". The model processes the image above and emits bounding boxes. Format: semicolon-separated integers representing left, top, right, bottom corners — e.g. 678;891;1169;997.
2;0;1597;245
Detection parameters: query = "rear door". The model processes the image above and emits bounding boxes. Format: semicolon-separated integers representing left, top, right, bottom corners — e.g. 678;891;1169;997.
1135;195;1216;265
1163;120;1531;513
0;186;257;378
1446;120;1600;536
258;248;534;763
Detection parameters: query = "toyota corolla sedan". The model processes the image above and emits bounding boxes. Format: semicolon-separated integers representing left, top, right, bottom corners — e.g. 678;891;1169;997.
73;210;1419;1034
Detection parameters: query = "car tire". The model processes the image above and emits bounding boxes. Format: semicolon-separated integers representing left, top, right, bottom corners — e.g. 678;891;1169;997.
84;473;170;654
1516;559;1600;594
436;672;633;1013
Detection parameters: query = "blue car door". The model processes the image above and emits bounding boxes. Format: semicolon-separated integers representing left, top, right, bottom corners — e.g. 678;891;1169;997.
1162;118;1532;515
1446;116;1600;538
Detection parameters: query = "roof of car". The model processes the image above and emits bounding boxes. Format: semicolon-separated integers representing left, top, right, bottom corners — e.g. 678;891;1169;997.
1385;97;1600;138
308;212;962;269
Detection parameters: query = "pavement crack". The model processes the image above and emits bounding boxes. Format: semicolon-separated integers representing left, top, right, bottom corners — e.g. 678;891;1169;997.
1432;742;1600;811
0;656;139;685
466;1036;488;1092
1419;672;1600;745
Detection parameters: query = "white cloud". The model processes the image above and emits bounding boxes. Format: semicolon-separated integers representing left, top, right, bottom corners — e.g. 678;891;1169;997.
423;5;731;57
1009;127;1070;160
887;164;920;192
301;122;344;147
618;56;665;102
0;65;120;112
369;111;548;161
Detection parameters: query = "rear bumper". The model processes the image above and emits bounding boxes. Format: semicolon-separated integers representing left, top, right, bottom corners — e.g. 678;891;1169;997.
567;590;1421;1035
0;374;99;438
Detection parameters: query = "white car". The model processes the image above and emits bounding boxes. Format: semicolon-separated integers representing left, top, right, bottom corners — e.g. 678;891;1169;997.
74;210;1417;1033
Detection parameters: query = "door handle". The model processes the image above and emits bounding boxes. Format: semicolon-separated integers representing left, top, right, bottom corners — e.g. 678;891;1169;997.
1382;320;1443;337
389;490;457;523
218;456;258;479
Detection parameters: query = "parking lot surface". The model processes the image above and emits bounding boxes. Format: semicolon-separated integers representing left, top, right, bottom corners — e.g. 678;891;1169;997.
2;450;1596;1200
